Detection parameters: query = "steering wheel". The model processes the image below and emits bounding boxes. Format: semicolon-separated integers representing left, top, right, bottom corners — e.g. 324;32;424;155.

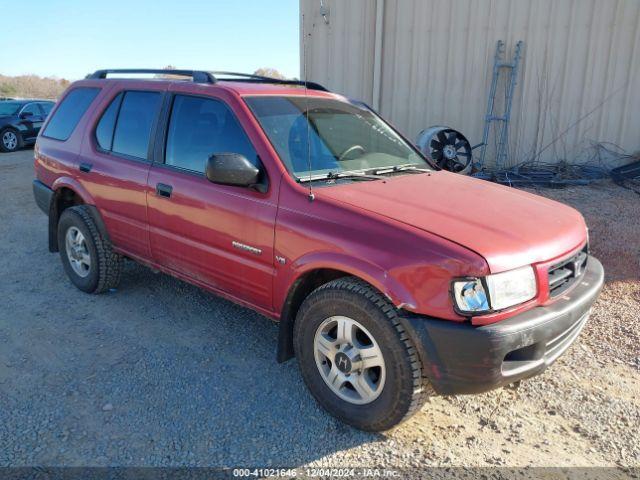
338;144;366;161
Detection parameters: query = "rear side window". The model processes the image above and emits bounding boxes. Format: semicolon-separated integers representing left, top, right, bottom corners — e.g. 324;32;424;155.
165;95;258;173
110;91;162;160
43;88;100;141
95;93;123;151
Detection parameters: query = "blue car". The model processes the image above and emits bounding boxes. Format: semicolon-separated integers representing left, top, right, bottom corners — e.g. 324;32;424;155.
0;99;55;152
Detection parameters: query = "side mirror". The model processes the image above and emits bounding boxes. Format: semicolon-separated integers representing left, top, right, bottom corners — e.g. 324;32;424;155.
205;153;261;189
20;111;34;119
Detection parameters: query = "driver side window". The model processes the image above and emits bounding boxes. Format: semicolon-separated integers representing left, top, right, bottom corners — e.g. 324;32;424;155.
21;103;42;117
165;95;259;173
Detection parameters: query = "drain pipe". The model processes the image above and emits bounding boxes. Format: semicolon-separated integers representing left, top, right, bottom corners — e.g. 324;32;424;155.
372;0;385;111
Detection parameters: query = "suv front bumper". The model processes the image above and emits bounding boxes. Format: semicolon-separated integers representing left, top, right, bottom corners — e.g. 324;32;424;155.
407;255;604;395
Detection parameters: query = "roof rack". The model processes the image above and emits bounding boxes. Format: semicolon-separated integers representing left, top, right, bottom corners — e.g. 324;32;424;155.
86;69;216;84
85;69;329;91
209;71;328;91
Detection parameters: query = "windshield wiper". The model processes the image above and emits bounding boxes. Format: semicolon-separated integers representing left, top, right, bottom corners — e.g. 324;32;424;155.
372;164;431;175
297;165;430;183
298;170;382;183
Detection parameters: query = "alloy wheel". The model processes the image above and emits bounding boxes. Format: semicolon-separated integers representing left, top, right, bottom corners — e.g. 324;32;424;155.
65;226;91;278
2;131;18;151
313;316;386;405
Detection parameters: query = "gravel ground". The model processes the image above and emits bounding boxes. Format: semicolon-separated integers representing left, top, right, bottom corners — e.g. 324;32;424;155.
0;149;638;470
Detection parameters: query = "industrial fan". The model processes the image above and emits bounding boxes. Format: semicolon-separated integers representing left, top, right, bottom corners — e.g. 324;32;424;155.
416;126;473;174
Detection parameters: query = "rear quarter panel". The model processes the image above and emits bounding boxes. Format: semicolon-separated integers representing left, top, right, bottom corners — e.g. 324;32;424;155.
34;80;114;200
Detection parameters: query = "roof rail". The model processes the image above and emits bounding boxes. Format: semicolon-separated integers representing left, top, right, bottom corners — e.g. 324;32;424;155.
86;69;216;84
210;71;328;91
210;71;281;81
85;69;329;91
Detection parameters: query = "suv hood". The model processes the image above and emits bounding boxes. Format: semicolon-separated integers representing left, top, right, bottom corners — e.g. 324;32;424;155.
320;171;586;272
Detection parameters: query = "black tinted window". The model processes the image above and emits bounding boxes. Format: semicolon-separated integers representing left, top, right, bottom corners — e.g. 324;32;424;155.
166;95;258;173
0;102;21;116
22;103;41;116
95;93;122;151
112;91;161;159
40;102;54;116
43;88;100;141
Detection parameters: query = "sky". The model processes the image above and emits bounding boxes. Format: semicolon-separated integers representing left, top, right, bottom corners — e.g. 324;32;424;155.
0;0;300;80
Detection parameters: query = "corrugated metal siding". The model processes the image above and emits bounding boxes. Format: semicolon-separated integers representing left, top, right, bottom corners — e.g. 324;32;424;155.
301;0;640;166
301;0;377;102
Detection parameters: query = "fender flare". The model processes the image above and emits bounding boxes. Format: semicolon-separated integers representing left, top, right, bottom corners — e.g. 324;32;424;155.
289;253;418;308
48;178;109;251
51;176;94;204
276;252;419;362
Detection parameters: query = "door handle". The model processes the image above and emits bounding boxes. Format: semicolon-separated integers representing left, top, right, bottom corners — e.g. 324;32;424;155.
156;183;173;198
79;162;93;173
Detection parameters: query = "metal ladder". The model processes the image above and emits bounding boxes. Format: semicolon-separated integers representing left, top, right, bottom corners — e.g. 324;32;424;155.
477;40;524;171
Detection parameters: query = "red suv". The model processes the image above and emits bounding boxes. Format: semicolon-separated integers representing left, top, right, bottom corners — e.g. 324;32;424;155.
33;69;604;431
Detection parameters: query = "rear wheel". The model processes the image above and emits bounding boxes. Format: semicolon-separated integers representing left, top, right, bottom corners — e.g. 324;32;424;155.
294;277;433;431
0;128;21;152
57;206;122;293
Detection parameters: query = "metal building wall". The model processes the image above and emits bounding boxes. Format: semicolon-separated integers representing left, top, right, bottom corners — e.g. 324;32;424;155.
301;0;640;166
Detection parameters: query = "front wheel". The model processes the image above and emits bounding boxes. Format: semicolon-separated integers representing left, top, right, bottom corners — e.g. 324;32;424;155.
294;277;433;431
0;128;22;152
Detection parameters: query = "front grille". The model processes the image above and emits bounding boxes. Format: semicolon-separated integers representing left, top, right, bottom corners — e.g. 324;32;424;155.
547;246;588;297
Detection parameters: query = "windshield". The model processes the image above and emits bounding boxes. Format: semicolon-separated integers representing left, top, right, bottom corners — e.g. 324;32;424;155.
245;96;429;180
0;102;22;116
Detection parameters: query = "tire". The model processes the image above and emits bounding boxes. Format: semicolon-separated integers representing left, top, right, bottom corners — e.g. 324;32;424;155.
0;128;22;152
57;205;122;294
293;277;433;431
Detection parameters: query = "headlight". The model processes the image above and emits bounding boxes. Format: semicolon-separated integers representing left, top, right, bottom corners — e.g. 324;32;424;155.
452;266;537;315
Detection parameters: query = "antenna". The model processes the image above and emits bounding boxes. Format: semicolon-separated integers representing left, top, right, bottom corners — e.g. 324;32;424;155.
302;13;315;202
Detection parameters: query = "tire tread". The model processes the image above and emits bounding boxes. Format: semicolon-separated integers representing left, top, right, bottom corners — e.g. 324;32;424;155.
62;206;122;293
297;276;435;431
